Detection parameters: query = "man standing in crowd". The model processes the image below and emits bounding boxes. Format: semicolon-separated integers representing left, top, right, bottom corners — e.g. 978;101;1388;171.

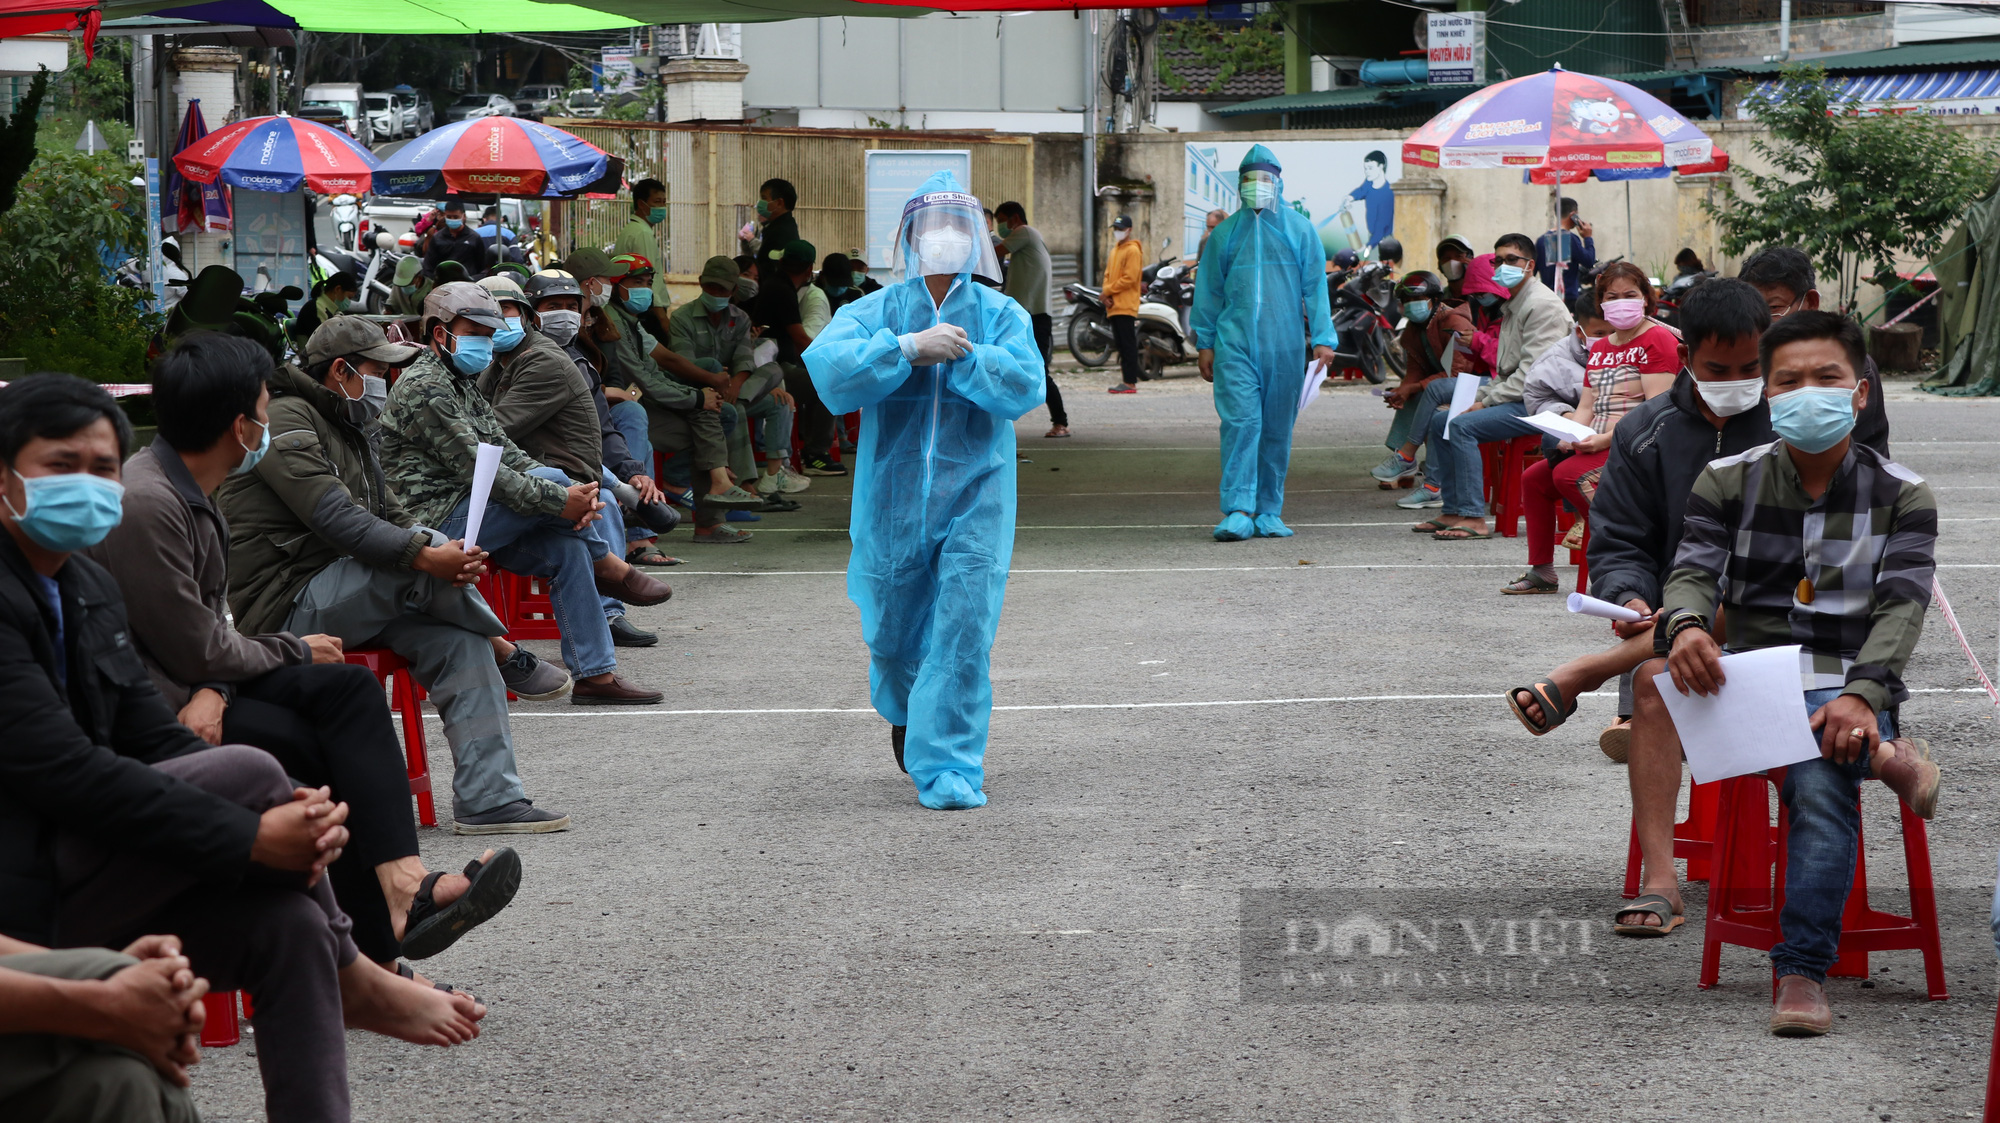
613;178;669;314
1102;214;1146;394
220;316;576;834
1535;198;1596;306
756;177;799;273
423;197;488;280
1191;144;1337;542
804;172;1044;810
1659;311;1938;1034
994;200;1065;438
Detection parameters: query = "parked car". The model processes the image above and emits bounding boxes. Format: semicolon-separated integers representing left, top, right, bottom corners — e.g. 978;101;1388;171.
302;82;373;146
396;88;434;134
557;89;602;118
363;92;405;142
513;84;565;115
446;92;515;122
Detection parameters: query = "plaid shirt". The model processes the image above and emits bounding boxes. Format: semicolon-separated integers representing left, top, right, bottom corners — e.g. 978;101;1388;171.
1659;438;1937;713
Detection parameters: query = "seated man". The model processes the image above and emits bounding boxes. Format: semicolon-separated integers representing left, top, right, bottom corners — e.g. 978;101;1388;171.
1738;245;1890;455
0;373;482;1123
666;256;803;508
1369;269;1479;489
103;332;521;964
478;274;672;649
758;240;845;478
592;253;764;545
378;282;669;705
0;933;205;1123
1421;234;1574;540
1657;310;1939;1034
221;317;579;835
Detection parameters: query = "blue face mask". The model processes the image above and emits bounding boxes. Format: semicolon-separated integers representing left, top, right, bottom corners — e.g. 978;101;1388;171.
1492;264;1527;290
493;316;526;353
5;469;124;552
445;330;494;375
699;293;731;313
621;286;654;314
1768;385;1859;454
1404;300;1433;324
231;419;270;476
444;217;464;231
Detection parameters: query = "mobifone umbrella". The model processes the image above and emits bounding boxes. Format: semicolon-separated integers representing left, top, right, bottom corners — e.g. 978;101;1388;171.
165;99;232;233
172;114;380;195
1403;66;1714;173
372;118;611;198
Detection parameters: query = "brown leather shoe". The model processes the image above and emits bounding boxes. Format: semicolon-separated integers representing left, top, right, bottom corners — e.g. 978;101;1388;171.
1770;975;1833;1036
593;563;672;607
1874;738;1940;819
570;674;665;706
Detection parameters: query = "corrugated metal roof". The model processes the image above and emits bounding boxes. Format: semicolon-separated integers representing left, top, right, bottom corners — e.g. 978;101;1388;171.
1212;83;1477;118
1735;35;2000;75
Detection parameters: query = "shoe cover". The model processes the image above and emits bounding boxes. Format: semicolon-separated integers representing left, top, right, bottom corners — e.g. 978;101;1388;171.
1191;144;1337;522
1214;511;1254;541
802;168;1046;805
918;770;988;810
1253;513;1294;537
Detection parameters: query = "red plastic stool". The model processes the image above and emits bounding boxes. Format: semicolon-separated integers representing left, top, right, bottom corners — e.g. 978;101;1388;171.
1556;507;1592;591
343;649;436;828
1479;434;1541;538
1623;779;1721;898
1984;995;2000;1121
505;571;560;641
1699;767;1947;1000
200;990;241;1047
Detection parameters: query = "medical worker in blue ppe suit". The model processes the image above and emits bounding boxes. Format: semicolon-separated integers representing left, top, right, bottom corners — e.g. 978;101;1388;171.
1192;144;1338;542
803;172;1045;810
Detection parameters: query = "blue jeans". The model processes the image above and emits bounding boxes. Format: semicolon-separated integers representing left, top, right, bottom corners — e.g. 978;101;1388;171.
1389;376;1458;455
609;399;652;475
1771;687;1899;983
1426;398;1535;518
439;466;618;679
594;467;632;614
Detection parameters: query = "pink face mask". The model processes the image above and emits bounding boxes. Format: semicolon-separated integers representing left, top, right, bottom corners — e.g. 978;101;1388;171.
1601;297;1647;330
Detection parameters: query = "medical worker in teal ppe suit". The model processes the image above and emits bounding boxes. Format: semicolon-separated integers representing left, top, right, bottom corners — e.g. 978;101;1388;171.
1192;144;1338;542
803;172;1045;810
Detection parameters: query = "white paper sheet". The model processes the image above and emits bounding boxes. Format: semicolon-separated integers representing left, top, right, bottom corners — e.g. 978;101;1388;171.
1298;359;1328;414
1651;645;1823;785
461;442;505;552
1519;411;1597;443
1440;372;1482;439
1567;592;1645;623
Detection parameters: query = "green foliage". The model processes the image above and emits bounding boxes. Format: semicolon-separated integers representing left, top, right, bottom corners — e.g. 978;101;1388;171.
1157;13;1285;95
0;152;158;383
0;68;50;216
33;111;133;159
600;82;659;123
1711;64;1999;311
54;37;132;122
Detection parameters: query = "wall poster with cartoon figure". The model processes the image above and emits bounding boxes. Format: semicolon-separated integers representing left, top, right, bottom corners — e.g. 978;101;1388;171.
1184;140;1401;265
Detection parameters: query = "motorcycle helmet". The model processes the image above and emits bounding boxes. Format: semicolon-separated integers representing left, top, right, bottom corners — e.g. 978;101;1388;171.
1374;237;1404;265
1394;272;1444;304
524;270;583;305
1332;248;1360;270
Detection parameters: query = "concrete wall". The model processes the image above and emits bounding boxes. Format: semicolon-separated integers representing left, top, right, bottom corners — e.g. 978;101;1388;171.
1696;14;1891;67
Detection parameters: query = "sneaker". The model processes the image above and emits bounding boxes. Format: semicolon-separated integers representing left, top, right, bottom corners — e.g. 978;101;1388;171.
1396;484;1443;510
570;673;665;706
1369;451;1418;482
692;525;752;544
697;484;764;508
453;799;570;835
608;614;658;648
802;456;848;477
770;464;811;493
499;647;571;701
1107;383;1137;394
725;508;762;523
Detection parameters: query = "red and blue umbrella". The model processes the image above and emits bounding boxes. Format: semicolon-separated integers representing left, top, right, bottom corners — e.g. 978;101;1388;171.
372;118;611;198
172;114;379;195
165;98;233;232
1403;66;1714;174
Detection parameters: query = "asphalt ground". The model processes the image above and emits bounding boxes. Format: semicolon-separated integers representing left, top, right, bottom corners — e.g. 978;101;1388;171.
189;367;2000;1122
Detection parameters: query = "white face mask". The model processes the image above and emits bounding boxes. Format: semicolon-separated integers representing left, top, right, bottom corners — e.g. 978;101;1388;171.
1695;375;1765;418
915;227;974;275
1114;227;1131;241
539;309;582;346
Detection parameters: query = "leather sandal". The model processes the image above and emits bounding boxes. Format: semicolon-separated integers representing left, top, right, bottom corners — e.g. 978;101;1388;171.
399;848;523;961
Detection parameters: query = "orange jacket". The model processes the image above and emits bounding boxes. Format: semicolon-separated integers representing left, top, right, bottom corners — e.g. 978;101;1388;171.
1101;237;1144;318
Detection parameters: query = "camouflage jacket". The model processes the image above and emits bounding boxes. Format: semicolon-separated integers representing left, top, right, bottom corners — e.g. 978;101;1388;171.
379;350;566;528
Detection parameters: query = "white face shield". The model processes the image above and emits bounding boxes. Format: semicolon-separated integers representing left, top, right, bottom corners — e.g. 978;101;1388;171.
893;191;1004;283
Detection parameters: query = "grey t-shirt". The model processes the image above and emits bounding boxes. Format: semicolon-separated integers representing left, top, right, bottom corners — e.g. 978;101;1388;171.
999;224;1051;316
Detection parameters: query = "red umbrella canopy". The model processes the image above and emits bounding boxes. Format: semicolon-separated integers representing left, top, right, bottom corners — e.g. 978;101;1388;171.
173;115;380;195
1404;67;1714;174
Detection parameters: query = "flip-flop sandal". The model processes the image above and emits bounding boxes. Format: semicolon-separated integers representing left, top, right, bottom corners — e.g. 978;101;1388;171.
1410;519;1450;533
1433;526;1492;540
399;848;523;961
1612;894;1684;938
1502;573;1561;595
1506;678;1575;736
396;961;478;1001
625;545;683;567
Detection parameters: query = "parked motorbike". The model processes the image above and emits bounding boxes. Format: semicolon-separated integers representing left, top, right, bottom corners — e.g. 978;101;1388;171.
1656;268;1714;329
315;231;405;314
1063;281;1113;367
329;194;361;252
1135;257;1194;378
1327;263;1403;384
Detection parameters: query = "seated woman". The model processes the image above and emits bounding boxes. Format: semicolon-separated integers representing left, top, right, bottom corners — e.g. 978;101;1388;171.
1503;265;1676;596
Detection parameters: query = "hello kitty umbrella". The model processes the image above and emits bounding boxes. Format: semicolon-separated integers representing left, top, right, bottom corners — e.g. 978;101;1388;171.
1404;67;1715;279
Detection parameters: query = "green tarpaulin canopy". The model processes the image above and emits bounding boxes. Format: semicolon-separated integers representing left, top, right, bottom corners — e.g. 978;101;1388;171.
1925;176;2000;397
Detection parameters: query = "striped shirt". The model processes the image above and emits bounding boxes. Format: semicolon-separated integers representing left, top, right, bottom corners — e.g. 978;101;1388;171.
1659;438;1937;712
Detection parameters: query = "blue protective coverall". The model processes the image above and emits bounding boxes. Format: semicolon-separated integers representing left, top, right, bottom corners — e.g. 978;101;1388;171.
802;171;1046;810
1191;144;1338;539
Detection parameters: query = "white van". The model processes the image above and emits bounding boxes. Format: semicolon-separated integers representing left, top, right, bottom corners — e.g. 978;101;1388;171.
302;82;373;146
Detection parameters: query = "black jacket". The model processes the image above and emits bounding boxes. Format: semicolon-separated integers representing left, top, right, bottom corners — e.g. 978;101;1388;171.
423;225;489;279
1586;371;1892;612
0;533;259;945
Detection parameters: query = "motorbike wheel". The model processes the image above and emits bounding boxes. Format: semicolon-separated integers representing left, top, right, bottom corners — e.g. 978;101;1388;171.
1067;310;1113;368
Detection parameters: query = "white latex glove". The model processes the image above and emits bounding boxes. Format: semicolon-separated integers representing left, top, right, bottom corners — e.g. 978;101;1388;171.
898;324;970;364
